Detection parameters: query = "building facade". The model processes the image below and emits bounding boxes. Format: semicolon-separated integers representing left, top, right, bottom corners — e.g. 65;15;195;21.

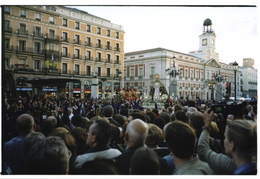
3;5;124;99
239;58;258;98
124;18;243;101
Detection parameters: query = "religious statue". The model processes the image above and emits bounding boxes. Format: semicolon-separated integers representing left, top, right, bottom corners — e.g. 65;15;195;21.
149;78;168;101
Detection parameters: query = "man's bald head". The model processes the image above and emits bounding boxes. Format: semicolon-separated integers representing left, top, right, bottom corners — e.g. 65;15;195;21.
46;116;57;126
125;119;148;147
16;113;35;136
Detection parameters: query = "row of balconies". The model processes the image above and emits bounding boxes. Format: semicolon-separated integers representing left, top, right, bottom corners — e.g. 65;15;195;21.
5;27;122;52
179;87;203;91
5;45;121;64
123;75;206;81
10;66;122;78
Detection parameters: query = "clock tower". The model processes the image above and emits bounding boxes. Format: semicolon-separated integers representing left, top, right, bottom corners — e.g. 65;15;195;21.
189;18;219;61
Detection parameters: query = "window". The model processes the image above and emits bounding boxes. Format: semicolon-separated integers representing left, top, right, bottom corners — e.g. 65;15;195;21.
34;60;41;70
107;30;110;36
19;58;26;65
49;16;55;24
185;69;188;77
86;66;91;76
106;41;111;50
97;52;102;61
115;43;120;51
63;19;68;27
74;34;80;44
34;42;41;53
5;57;10;69
201;71;204;79
130;68;135;78
87;25;91;32
4;6;10;14
97;67;101;76
151;66;155;76
75;22;80;29
190;70;194;78
195;71;199;78
97;27;101;34
62;32;68;42
62;63;68;73
49;43;55;50
107;54;111;62
75;64;80;74
107;68;111;77
62;47;68;57
139;68;144;77
20;9;26;17
49;29;55;39
86;50;91;60
74;49;80;58
19;40;26;51
97;39;101;48
207;72;209;79
116;32;119;38
4;20;10;32
35;26;41;37
5;38;10;49
20;23;27;35
116;55;120;64
86;37;91;46
35;13;41;21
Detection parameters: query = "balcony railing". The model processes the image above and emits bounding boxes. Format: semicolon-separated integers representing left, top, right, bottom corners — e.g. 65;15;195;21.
61;37;70;43
4;26;12;33
45;34;60;40
32;32;43;38
115;47;120;52
106;45;112;50
95;57;103;62
138;75;143;79
96;44;103;49
114;60;121;65
73;39;81;45
73;54;82;59
130;76;134;80
85;41;92;47
17;29;28;35
105;59;112;63
85;56;93;61
5;45;13;51
61;52;70;58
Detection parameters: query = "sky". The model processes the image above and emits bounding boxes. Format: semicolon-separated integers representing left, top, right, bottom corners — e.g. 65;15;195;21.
71;5;258;67
1;0;259;67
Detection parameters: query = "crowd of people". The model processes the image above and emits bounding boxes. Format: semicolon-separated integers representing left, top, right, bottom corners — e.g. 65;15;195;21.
2;95;257;175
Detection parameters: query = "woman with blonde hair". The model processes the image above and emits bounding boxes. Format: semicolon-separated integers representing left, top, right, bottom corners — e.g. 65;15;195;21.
198;108;257;175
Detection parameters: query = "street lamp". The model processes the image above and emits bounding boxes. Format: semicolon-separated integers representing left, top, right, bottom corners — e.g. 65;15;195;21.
207;80;216;100
166;55;182;99
232;61;238;102
118;70;122;97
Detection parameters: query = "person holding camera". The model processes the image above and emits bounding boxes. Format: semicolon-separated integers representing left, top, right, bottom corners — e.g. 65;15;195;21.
197;108;257;175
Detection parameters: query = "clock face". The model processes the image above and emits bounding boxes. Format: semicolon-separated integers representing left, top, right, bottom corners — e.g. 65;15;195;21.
202;39;207;46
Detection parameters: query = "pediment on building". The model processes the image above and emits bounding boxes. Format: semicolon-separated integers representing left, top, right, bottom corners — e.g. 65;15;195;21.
205;58;220;68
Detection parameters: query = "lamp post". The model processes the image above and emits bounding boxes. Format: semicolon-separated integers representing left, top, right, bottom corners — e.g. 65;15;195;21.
118;70;122;97
233;61;238;102
166;55;182;99
207;80;216;100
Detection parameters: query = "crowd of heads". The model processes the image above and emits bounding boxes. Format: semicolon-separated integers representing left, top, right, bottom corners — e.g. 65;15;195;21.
2;96;257;175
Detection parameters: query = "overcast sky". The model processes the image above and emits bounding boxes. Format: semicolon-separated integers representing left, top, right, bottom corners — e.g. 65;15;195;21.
2;0;258;67
70;5;258;67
